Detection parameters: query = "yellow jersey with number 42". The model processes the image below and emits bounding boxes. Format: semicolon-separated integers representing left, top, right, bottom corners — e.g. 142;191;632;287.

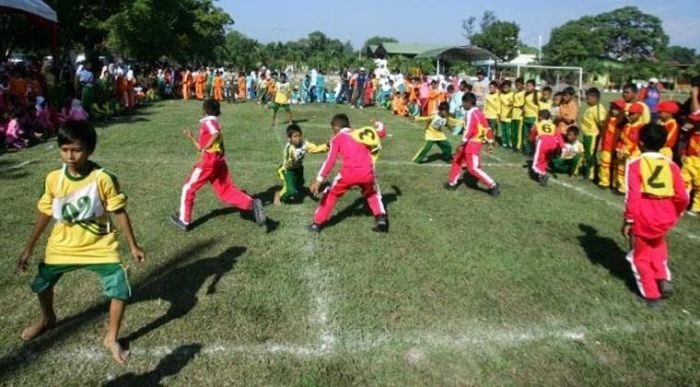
37;162;126;265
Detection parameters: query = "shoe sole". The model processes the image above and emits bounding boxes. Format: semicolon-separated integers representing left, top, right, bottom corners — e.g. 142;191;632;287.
168;216;189;232
252;199;266;226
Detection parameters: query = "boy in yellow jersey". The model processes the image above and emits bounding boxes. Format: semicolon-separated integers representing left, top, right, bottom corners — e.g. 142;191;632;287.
511;77;526;151
581;88;607;180
682;113;700;214
413;102;462;163
522;79;540;155
622;83;651;125
499;80;514;148
271;72;293;127
274;124;328;206
484;81;501;142
539;86;553;114
16;121;146;365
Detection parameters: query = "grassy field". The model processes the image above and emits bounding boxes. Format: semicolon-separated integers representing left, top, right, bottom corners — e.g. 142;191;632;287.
0;99;699;386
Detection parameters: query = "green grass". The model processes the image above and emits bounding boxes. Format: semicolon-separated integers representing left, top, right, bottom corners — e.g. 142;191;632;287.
1;100;699;385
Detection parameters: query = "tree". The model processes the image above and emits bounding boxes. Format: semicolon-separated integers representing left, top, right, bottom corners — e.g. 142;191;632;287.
471;21;520;61
362;36;397;51
664;46;697;64
103;0;233;62
217;31;261;70
462;11;520;61
543;6;669;67
461;16;476;43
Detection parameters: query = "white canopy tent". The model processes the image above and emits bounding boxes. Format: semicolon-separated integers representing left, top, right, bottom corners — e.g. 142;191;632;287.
0;0;57;22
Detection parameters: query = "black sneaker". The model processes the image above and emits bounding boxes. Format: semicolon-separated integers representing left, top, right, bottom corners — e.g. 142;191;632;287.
538;173;549;187
488;183;501;197
307;223;321;233
659;280;674;299
169;214;191;232
252;198;266;226
646;299;663;309
373;215;389;233
443;182;458;191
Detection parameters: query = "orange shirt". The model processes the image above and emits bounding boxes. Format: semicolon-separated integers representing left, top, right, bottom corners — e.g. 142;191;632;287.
557;101;578;129
686;130;700;157
237;76;246;90
617;120;644;155
266;79;276;93
195;73;205;84
214;76;223;89
600;117;619;152
661;118;679;149
426;89;440;115
9;78;27;97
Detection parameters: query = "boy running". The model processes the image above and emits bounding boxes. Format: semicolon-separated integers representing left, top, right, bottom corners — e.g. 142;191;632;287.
309;114;387;233
413;101;461;163
170;99;265;231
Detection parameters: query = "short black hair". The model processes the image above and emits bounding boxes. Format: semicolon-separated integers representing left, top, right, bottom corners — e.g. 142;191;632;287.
639;123;667;151
542;86;552;93
203;99;221;116
515;77;524;84
526;79;536;86
489;80;499;87
58;120;97;153
585;87;601;99
623;83;638;93
438;101;450;111
538;109;551;120
563;86;576;96
287;124;302;137
462;92;477;105
502;80;512;87
331;113;350;128
566;126;580;136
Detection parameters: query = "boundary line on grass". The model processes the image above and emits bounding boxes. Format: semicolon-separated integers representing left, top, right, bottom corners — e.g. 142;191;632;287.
26;319;700;362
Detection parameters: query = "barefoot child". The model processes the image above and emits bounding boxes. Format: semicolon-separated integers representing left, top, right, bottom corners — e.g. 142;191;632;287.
16;120;146;364
274;124;328;205
271;72;293;127
170;99;266;231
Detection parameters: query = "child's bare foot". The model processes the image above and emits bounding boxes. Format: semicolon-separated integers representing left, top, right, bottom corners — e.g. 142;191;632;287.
103;337;130;365
20;316;56;341
273;191;282;207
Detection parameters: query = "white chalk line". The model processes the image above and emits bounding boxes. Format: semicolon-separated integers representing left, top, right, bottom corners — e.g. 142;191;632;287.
0;159;37;172
17;319;699;362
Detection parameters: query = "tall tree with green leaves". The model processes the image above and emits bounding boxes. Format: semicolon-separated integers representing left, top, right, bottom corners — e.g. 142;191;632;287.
462;11;520;61
543;6;669;67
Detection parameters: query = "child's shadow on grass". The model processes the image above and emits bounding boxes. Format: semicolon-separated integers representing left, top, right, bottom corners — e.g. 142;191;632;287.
325;185;402;228
188;186;280;232
0;240;217;378
122;246;246;345
577;224;637;293
421;154;451;164
104;343;202;386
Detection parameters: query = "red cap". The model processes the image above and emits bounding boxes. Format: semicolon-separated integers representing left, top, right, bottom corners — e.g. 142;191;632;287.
611;99;626;109
628;103;644;115
657;101;679;114
689;113;700;123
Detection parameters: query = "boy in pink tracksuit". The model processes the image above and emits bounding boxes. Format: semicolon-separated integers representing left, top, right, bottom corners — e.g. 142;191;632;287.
309;114;387;233
531;109;564;186
444;92;501;196
623;123;689;307
170;99;266;231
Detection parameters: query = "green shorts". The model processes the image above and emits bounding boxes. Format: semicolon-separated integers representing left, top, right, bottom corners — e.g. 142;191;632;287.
31;263;131;300
271;102;291;113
